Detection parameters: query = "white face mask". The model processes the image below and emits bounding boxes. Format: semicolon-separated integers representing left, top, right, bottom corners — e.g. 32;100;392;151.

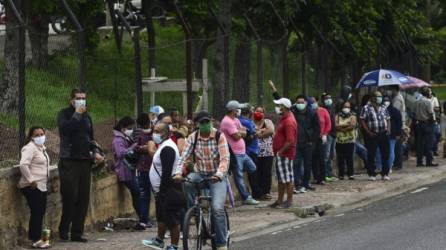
342;108;350;114
275;107;282;115
143;128;152;133
168;124;173;131
33;135;46;146
74;99;86;109
152;133;163;144
236;109;241;116
384;101;391;107
124;129;133;137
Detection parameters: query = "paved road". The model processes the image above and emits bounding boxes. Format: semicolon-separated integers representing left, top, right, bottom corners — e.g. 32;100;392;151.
232;180;446;250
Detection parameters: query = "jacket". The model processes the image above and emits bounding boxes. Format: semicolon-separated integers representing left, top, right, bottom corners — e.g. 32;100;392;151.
18;142;50;192
112;130;137;182
291;107;320;144
57;106;95;160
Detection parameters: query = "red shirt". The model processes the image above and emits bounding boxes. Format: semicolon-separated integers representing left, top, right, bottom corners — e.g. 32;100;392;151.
317;107;331;136
273;112;298;159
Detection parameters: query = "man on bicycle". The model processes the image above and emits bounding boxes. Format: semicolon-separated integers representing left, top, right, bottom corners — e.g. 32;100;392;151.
173;110;230;250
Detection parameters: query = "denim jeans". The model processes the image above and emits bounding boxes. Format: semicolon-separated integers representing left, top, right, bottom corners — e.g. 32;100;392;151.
354;141;368;167
184;173;228;247
433;123;441;153
375;138;396;171
122;176;141;221
324;135;336;177
416;122;434;165
233;154;256;200
137;171;152;224
294;143;313;188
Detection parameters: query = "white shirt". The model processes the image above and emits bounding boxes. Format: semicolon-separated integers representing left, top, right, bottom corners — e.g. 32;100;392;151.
149;139;179;193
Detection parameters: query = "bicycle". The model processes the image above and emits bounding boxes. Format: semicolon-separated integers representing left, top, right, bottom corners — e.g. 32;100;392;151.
182;177;230;250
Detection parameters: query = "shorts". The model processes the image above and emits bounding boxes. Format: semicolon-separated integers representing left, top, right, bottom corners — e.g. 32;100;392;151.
155;193;182;228
275;156;294;184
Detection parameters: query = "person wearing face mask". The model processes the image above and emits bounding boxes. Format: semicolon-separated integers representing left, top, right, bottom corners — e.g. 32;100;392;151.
18;126;51;249
143;122;182;250
321;93;337;182
253;106;275;200
112;116;145;230
220;100;259;205
132;113;155;229
156;113;187;154
57;89;103;242
270;98;297;209
360;91;391;181
173;111;230;250
335;102;357;180
309;96;331;185
149;105;165;126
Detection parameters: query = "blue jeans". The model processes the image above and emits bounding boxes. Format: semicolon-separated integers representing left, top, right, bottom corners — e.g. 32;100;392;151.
184;173;228;247
376;138;396;170
233;154;256;200
354;141;368;167
323;135;335;177
137;171;152;224
122;176;141;221
294;143;313;188
433;123;441;153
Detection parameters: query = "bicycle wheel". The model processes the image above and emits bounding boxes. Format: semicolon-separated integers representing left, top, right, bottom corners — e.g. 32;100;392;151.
211;208;230;250
183;207;203;250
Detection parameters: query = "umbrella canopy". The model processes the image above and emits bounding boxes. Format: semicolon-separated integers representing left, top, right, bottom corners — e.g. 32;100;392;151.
355;69;413;89
399;76;431;90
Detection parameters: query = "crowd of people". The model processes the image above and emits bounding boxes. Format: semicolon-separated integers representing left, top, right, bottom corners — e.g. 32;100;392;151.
16;81;443;249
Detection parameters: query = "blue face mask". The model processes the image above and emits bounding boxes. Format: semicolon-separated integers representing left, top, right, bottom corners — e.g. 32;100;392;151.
152;133;163;144
324;99;333;106
311;103;318;110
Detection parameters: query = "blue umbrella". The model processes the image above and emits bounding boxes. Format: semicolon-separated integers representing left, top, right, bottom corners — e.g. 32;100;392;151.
355;69;413;89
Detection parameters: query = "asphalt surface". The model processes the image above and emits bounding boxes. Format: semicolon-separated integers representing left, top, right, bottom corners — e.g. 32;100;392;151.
232;179;446;250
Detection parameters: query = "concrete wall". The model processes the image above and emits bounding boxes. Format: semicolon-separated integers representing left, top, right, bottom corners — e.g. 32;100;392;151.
0;166;135;250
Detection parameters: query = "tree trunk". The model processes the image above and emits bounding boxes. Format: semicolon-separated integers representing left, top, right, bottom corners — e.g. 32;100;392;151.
0;0;22;114
192;40;211;79
212;0;231;119
282;42;289;98
232;39;251;102
27;15;49;69
142;0;156;71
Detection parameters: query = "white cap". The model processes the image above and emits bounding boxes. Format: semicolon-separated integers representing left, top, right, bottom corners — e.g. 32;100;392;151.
273;98;292;108
226;100;248;110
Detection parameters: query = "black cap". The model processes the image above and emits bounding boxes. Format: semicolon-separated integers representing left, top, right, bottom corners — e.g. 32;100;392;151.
194;110;211;123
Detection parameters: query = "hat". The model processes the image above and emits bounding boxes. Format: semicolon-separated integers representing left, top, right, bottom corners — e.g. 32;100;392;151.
194;110;211;123
149;105;165;115
226;100;247;111
273;98;292;108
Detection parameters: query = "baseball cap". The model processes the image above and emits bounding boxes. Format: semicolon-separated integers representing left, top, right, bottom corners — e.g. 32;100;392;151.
226;100;248;111
194;110;211;123
273;98;292;108
149;105;165;115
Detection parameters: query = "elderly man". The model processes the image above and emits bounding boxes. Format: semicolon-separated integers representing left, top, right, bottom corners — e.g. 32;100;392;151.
270;98;297;208
360;91;391;181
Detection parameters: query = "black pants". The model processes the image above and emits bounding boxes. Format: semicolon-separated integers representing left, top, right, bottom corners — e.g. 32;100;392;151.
393;140;403;168
247;152;262;199
257;156;274;195
122;177;141;220
311;140;326;183
336;143;354;177
21;187;47;242
416;122;434;165
364;133;390;176
58;159;91;238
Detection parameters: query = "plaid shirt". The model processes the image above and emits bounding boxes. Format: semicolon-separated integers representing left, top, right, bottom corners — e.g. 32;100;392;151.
360;103;390;133
174;128;229;178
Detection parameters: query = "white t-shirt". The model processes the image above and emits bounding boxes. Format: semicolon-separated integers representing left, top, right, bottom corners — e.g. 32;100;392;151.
149;139;179;193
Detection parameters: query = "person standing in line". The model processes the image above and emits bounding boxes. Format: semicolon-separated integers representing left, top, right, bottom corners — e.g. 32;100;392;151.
18;126;51;249
239;106;262;200
270;98;298;209
253;106;275;200
57;89;103;242
309;97;331;185
414;87;438;167
220;100;259;205
428;91;441;156
142;123;181;250
320;93;337;182
359;91;391;181
335;101;357;180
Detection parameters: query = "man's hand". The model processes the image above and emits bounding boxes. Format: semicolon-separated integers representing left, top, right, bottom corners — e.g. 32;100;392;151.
239;127;247;137
268;80;277;92
321;135;327;144
95;153;104;162
30;181;37;189
75;105;87;114
173;174;183;183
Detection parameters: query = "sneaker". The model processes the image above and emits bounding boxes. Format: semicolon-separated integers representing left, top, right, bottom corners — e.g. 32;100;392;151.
269;201;281;208
368;176;376;181
305;186;316;191
293;188;301;194
133;223;146;231
166;245;178;250
326;176;338;182
243;196;259;205
383;175;390;181
217;247;228;250
277;201;292;209
348;176;355;180
142;238;164;249
298;187;307;193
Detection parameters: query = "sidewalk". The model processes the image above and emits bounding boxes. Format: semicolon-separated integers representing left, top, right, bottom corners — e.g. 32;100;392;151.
19;156;446;250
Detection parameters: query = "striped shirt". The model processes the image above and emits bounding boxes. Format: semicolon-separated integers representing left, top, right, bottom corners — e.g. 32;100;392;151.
174;128;230;179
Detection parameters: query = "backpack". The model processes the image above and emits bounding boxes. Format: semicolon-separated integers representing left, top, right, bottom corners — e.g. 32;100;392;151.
191;130;236;174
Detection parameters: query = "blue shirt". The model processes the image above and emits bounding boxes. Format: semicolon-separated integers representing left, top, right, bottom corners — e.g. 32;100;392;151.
239;116;259;155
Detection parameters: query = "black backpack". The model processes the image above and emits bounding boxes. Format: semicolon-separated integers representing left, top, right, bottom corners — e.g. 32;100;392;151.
191;130;236;174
